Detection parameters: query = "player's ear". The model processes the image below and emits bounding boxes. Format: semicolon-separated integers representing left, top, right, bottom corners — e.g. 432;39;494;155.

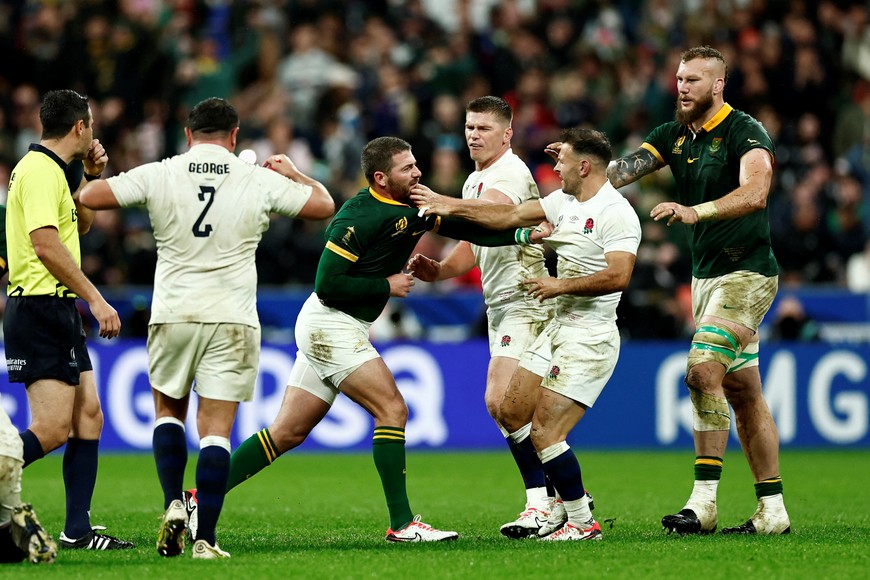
184;127;193;147
504;125;513;144
374;170;387;188
229;126;239;150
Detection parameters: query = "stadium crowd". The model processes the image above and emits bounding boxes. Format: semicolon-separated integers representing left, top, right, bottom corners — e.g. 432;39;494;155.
1;0;869;340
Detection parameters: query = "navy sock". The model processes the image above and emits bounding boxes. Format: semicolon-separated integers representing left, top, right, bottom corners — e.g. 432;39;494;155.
506;435;546;489
195;445;230;545
19;429;45;468
541;448;585;502
153;423;188;509
63;438;99;538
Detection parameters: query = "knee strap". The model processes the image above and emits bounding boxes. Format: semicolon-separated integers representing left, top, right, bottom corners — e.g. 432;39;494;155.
688;323;741;371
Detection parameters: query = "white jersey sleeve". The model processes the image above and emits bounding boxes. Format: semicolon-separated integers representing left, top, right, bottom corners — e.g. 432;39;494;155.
106;143;313;327
462;150;549;309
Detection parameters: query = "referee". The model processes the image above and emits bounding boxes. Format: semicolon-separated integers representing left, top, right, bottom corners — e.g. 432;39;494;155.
3;89;132;550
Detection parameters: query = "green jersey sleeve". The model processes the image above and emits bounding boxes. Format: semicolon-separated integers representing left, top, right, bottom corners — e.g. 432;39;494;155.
314;247;390;302
436;217;519;247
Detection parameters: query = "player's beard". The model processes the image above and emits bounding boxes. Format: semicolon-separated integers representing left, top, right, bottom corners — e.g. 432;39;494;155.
386;177;416;201
675;91;714;127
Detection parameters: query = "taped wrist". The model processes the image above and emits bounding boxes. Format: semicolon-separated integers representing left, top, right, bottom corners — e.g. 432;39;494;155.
514;228;532;245
692;201;719;222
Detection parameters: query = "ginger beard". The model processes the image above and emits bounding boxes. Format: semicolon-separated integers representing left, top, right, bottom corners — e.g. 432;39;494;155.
675;90;714;127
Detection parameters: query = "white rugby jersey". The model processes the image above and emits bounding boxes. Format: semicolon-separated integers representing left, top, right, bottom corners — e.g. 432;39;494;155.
539;181;641;325
463;149;548;308
107;143;313;327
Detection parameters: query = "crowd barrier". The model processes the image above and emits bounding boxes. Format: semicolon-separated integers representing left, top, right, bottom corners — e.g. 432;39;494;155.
2;339;867;451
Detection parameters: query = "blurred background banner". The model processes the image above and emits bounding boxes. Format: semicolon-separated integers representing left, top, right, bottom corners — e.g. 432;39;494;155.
2;339;867;451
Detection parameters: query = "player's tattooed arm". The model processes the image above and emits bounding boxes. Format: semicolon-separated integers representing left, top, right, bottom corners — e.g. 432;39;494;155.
607;148;663;188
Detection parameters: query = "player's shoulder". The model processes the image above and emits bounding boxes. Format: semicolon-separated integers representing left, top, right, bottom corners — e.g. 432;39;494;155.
723;106;774;149
646;120;683;140
490;150;534;178
600;182;637;210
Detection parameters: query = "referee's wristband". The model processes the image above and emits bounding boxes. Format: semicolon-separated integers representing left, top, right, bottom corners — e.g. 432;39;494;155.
84;173;102;182
514;228;532;245
692;201;719;222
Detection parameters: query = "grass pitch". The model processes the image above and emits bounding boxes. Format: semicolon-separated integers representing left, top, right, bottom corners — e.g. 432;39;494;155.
12;449;870;579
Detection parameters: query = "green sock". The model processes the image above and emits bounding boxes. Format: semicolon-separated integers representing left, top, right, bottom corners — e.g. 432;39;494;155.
226;428;280;492
755;476;783;498
372;426;413;530
694;456;723;480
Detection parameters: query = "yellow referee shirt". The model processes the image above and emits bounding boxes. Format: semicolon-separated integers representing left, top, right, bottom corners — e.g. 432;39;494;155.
6;144;81;297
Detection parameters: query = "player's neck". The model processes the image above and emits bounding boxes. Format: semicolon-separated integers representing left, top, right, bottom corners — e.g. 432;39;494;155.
475;146;509;172
575;175;607;203
690;100;726;133
370;185;407;204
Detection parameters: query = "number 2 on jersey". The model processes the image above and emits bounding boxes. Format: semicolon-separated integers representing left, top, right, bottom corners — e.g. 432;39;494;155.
192;185;215;237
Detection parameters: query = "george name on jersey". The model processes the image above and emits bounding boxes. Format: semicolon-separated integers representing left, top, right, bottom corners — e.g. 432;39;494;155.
188;162;230;174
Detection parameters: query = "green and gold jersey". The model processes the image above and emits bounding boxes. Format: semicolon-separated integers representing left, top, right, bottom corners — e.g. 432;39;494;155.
315;187;516;322
642;104;779;279
6;145;81;297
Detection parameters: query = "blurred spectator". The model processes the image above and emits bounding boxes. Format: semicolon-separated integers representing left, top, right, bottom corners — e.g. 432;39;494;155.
0;0;866;340
769;295;820;342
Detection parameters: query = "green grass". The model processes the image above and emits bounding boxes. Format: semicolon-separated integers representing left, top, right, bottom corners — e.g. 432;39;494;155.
12;449;870;578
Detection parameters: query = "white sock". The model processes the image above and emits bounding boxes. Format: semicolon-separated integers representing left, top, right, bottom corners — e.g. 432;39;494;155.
685;480;718;511
526;486;548;509
759;493;786;514
563;494;592;526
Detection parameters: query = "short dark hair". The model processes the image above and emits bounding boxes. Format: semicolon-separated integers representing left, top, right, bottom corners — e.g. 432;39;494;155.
361;137;412;184
40;90;90;140
681;45;728;84
187;98;239;136
466;96;512;125
559;127;612;166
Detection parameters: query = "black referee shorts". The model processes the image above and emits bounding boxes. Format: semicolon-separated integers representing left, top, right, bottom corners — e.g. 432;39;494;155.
3;296;93;386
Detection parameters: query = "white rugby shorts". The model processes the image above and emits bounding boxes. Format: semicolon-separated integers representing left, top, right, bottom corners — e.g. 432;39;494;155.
147;322;260;402
288;294;380;404
692;271;778;372
520;320;620;407
487;300;553;359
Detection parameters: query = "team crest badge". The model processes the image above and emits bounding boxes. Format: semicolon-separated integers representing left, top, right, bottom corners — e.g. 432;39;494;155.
548;366;560;380
500;335;511;348
342;226;355;243
672;136;686;154
395;217;408;233
710;138;722;153
583;218;594;234
476;182;484;198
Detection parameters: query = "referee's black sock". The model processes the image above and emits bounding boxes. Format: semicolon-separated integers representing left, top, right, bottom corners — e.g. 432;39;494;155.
19;429;45;468
63;438;99;539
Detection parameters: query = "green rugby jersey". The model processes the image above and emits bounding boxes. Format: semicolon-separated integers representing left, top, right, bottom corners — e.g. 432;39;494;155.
315;187;517;322
642;104;779;278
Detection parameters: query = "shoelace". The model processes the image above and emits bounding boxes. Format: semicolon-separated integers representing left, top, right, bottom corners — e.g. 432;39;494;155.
409;520;435;531
519;506;548;518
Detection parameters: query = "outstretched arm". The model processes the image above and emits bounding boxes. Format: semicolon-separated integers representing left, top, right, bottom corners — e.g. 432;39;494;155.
413;184;546;229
